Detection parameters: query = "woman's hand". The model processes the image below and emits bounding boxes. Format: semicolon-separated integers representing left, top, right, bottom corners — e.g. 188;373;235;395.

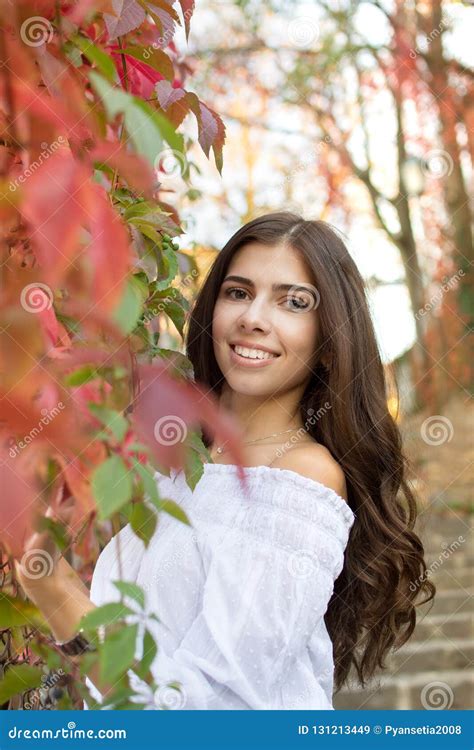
12;482;110;699
14;481;76;600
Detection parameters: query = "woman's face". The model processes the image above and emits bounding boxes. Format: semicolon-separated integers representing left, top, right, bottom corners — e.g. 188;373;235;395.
212;242;320;398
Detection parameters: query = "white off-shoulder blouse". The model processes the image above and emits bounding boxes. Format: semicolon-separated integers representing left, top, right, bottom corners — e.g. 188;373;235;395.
84;463;356;710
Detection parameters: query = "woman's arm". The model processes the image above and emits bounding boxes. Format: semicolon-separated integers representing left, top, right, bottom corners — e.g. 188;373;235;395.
55;556;91;599
15;561;114;700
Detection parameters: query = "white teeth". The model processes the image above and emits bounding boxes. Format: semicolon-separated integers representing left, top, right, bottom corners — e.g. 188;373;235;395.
233;345;276;360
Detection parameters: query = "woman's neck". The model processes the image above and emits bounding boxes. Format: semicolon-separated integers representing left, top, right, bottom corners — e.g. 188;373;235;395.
217;385;306;442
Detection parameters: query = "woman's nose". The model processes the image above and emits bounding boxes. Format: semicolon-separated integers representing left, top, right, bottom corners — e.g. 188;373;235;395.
237;298;272;332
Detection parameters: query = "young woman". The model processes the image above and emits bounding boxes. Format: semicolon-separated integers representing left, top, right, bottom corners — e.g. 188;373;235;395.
16;212;435;710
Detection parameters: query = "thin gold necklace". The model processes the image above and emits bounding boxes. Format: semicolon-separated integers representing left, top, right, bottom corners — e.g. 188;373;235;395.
214;427;299;455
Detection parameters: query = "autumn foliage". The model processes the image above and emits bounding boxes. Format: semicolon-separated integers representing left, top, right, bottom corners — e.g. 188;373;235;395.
0;0;244;709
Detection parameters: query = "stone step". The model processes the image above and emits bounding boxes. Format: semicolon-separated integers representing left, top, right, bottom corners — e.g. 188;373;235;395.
418;588;473;617
387;638;474;674
334;668;474;710
431;568;472;591
413;612;474;641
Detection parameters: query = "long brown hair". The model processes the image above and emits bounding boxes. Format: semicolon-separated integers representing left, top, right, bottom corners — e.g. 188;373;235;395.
185;211;435;692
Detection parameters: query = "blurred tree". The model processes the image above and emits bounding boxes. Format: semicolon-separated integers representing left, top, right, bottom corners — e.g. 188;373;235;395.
191;0;473;408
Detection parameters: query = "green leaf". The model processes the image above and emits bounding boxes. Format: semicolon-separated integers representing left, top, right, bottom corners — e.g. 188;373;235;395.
98;683;140;710
113;274;149;335
79;602;134;632
100;624;139;684
0;664;44;704
130;502;158;548
64;365;98;386
124;201;178;228
148;348;194;377
133;461;160;504
150;291;187;336
91;456;133;520
150;497;191;526
134;629;157;680
131;220;163;246
0;594;45;629
63;41;83;68
133;461;190;525
73;35;116;81
183;450;206;492
156;245;179;290
90;72;184;167
88;404;129;442
113;581;145;610
37;516;69;552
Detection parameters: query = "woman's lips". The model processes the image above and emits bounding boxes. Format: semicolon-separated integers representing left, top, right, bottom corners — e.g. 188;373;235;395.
228;344;280;368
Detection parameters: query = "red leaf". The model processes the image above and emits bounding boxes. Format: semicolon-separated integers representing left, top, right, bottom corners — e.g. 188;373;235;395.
104;0;146;39
131;363;247;482
89;141;156;197
0;440;42;558
155;78;186;108
69;380;113;427
22;150;132;312
22;151;92;283
86;187;132;313
38;300;73;358
35;45;68;98
179;0;195;42
55;442;107;520
65;0;117;25
110;49;168;98
154;81;226;172
195;101;226;174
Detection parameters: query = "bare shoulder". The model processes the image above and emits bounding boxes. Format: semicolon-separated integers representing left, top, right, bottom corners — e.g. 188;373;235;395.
270;443;348;502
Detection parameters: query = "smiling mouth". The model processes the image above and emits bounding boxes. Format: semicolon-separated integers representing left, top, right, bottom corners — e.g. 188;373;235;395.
229;344;280;361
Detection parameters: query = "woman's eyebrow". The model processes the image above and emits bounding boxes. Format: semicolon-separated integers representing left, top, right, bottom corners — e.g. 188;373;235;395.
222;275;315;295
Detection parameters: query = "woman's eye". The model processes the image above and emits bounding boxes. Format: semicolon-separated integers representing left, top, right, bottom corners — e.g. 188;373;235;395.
224;287;248;300
223;288;311;309
286;295;310;311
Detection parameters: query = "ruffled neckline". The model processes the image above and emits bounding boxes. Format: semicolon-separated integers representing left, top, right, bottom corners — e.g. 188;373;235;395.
170;462;356;526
